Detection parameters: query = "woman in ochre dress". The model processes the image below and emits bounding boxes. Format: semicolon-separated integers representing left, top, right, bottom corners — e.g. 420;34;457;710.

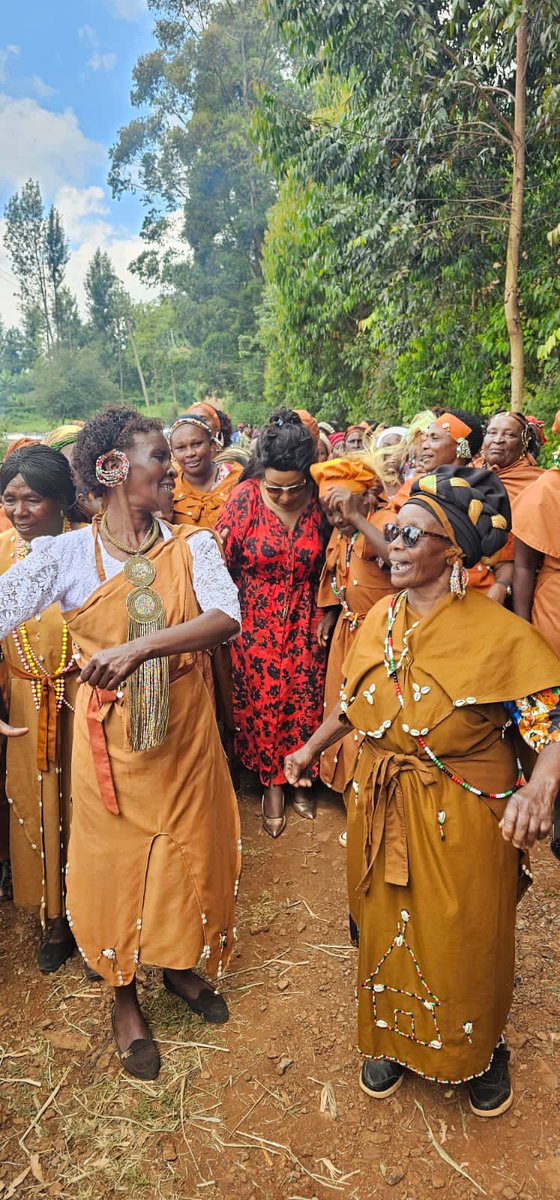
170;410;242;530
512;456;560;656
286;467;560;1118
0;446;80;972
0;407;241;1081
217;409;327;836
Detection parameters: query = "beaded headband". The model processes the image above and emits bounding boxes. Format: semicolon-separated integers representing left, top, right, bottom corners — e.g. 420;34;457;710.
168;415;219;445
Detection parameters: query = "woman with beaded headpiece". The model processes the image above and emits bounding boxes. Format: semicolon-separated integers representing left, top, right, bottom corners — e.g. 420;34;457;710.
0;446;82;970
170;405;243;530
0;407;241;1081
286;466;560;1118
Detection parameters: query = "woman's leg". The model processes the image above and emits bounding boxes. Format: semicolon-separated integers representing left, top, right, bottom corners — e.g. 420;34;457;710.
112;978;160;1080
163;968;229;1024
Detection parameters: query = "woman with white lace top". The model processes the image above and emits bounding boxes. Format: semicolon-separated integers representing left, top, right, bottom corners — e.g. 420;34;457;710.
0;407;242;1081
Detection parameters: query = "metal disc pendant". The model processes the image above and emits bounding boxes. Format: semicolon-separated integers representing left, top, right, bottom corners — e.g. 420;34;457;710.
126;586;164;624
123;555;156;587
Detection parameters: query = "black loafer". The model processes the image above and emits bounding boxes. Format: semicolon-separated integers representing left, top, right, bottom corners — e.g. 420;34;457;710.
37;932;76;975
111;1009;160;1080
360;1057;405;1098
163;972;229;1024
468;1043;513;1117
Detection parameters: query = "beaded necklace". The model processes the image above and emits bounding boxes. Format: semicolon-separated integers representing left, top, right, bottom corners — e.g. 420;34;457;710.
384;592;521;800
13;521;77;713
331;532;361;630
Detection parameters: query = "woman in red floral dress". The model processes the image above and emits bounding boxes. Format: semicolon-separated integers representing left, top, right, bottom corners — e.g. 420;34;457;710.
217;409;327;837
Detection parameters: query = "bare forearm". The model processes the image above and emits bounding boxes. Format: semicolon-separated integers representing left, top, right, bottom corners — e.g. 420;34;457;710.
305;703;353;763
513;564;535;621
139;610;239;661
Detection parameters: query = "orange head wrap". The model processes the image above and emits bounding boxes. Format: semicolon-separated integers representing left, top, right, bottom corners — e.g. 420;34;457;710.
4;437;39;459
187;402;222;440
294;409;319;445
433;413;471;442
310;456;378;497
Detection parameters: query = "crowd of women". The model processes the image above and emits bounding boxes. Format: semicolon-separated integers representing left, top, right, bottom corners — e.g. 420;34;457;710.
0;400;558;1117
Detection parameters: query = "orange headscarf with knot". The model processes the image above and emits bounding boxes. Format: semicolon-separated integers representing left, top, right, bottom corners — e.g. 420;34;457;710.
310;457;379;496
294;409;319;445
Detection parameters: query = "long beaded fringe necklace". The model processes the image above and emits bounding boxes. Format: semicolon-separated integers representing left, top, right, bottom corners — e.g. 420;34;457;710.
100;513;170;752
12;522;77;713
331;531;361;630
384;592;522;800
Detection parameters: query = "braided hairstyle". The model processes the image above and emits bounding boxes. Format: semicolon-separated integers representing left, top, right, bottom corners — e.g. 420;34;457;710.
73;407;163;498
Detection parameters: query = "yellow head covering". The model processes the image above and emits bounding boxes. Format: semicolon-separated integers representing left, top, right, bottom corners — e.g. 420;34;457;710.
43;422;84;452
310;457;379;496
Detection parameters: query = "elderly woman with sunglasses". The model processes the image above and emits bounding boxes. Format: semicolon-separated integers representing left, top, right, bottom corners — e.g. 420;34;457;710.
286;467;560;1117
216;409;328;836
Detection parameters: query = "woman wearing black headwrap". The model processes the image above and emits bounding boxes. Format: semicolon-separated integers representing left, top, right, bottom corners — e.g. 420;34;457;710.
286;467;560;1117
0;447;80;972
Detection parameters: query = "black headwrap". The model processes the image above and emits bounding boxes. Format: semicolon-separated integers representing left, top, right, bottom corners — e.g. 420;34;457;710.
404;466;511;569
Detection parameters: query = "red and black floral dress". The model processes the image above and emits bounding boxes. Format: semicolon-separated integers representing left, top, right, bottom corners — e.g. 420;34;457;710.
217;479;327;786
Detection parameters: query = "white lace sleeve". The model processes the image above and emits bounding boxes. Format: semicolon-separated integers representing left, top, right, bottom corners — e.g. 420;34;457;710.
189;531;241;627
0;545;62;638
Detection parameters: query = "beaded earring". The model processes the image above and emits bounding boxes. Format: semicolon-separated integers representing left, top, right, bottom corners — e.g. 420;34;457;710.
95;449;130;488
456;437;472;461
450;558;469;598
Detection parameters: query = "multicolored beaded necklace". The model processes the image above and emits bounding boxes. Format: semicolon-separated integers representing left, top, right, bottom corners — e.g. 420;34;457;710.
13;522;77;713
384;592;522;800
331;532;361;630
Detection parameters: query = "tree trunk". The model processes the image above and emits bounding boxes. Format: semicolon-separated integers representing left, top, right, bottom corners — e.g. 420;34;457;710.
504;10;527;413
128;324;150;409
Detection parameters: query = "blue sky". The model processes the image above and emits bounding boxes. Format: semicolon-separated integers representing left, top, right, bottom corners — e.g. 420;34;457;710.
0;0;160;324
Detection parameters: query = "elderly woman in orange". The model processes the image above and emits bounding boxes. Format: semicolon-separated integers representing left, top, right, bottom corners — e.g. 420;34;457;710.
512;446;560;657
286;467;560;1117
312;457;395;794
170;408;243;530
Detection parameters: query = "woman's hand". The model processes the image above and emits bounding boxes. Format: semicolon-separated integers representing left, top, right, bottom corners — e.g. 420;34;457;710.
0;719;28;738
284;744;315;788
80;642;144;691
317;608;338;647
324;487;368;526
500;780;555;848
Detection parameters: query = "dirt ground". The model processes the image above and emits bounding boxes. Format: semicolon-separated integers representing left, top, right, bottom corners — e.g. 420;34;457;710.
0;778;559;1200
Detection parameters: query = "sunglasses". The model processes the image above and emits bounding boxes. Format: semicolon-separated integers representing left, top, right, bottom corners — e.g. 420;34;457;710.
263;479;308;499
383;523;450;549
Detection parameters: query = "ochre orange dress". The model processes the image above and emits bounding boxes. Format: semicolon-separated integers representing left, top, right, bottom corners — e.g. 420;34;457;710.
341;589;560;1083
512;467;560;656
318;515;395;792
173;462;243;529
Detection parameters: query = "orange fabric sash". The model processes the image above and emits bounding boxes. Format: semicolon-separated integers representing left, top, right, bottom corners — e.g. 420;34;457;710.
6;659;79;771
86;663;194;815
358;747;435;892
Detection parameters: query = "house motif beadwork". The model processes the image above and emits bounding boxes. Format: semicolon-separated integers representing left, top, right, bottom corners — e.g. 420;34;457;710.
362;910;443;1050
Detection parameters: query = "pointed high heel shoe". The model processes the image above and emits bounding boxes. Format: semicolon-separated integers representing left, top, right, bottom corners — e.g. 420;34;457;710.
262;793;286;838
292;791;316;820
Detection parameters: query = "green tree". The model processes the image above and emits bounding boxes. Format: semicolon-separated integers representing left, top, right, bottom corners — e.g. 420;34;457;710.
3;180;79;353
259;0;560;415
26;346;120;423
109;0;287;407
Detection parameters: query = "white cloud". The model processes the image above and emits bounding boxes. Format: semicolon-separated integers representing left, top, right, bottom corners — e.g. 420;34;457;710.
88;52;118;72
31;75;57;99
78;25;98;45
0;95;104;195
0;44;20;82
106;0;148;23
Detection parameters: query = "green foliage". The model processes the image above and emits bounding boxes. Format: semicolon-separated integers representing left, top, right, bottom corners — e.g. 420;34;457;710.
257;0;560;422
25;347;121;423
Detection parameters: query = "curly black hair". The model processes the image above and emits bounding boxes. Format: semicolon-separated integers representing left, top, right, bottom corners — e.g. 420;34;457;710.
0;445;76;512
73;406;163;497
253;407;316;475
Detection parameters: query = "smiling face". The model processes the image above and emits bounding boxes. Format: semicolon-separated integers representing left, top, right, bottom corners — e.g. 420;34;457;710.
483;414;524;469
388;502;451;592
419;423;460;471
113;431;176;514
170;424;214;481
2;475;64;541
